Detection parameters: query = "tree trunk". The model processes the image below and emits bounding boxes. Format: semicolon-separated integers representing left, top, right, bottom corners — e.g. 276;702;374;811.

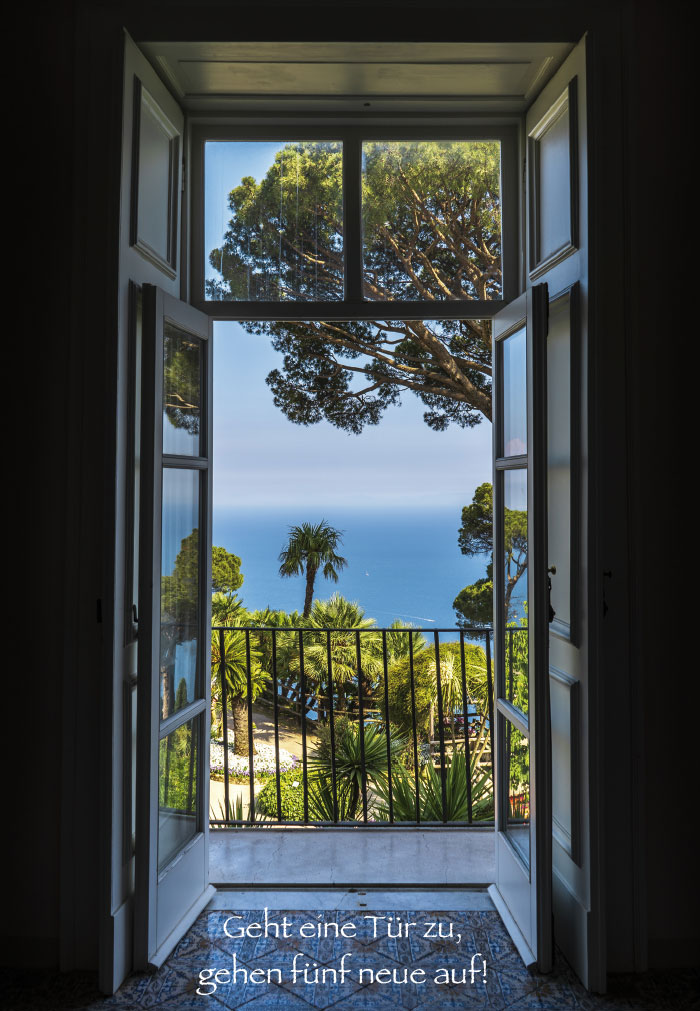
303;564;317;617
231;694;249;756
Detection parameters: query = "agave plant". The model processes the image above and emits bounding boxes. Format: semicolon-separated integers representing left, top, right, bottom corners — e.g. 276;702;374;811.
308;718;406;821
373;745;493;823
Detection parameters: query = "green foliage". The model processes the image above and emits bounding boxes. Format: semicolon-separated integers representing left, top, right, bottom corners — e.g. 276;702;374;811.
453;481;527;627
159;724;197;813
298;595;381;711
175;678;189;710
378;640;490;740
256;768;306;821
457;482;494;557
163;330;200;435
208;141;498;432
162;536;244;627
161;529;199;626
374;747;494;823
212;546;244;595
210;627;269;701
452;573;493;628
279;521;348;617
309;718;407;821
212;592;248;627
216;794;244;825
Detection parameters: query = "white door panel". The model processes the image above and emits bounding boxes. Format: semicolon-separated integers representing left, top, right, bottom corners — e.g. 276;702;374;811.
524;34;592;986
134;285;214;970
489;285;552;971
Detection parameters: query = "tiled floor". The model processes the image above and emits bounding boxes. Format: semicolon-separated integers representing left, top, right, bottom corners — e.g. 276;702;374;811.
1;897;698;1010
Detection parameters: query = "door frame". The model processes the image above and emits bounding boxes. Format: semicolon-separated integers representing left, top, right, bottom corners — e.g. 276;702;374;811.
72;11;632;996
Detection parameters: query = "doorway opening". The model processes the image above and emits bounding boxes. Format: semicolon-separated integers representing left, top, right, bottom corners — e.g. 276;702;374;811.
205;315;503;883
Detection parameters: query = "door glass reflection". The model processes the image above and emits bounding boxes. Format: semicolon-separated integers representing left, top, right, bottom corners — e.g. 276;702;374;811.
503;469;528;716
158;717;198;871
502;327;527;455
160;468;200;720
503;717;530;866
163;323;201;456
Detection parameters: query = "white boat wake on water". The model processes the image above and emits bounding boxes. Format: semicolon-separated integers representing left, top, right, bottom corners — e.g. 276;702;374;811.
371;608;436;624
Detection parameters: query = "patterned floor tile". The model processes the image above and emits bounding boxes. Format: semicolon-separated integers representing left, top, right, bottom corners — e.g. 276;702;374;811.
222;987;315;1010
321;985;399;1010
3;911;699;1011
109;966;198;1008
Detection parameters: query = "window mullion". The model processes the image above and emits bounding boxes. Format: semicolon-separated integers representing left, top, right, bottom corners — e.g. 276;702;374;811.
343;134;363;301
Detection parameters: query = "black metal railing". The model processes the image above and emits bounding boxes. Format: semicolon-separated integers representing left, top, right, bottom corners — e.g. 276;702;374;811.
209;624;525;829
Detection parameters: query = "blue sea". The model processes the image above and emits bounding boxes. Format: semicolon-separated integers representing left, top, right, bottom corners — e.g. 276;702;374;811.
213;506;491;630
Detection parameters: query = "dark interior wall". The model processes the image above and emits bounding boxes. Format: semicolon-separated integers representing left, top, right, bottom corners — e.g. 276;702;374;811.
625;3;692;970
8;1;78;967
5;0;694;979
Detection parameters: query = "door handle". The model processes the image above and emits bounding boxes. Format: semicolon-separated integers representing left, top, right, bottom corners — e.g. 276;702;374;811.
547;566;556;623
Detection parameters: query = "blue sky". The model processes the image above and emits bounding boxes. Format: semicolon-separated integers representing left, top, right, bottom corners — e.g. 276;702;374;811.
212;322;491;511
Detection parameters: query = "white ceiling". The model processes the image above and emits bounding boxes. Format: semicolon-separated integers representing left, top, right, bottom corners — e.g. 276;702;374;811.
140;41;573;113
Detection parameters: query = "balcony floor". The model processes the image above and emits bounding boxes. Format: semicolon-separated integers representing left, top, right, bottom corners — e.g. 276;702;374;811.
210;827;496;887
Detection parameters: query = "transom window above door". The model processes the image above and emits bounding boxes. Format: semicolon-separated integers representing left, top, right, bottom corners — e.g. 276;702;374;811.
190;125;519;318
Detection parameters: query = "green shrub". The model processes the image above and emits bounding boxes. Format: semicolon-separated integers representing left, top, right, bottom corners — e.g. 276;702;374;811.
256;768;306;821
373;746;494;823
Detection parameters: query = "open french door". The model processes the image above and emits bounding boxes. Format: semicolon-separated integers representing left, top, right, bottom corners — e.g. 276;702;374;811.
488;285;552;971
134;284;215;969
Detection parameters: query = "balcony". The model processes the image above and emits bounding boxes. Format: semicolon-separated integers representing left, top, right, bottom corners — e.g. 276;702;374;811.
208;624;504;831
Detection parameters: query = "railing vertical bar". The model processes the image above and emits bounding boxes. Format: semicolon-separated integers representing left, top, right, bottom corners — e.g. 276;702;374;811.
327;630;339;823
272;631;282;823
299;630;309;824
245;629;255;824
485;630;495;786
433;630;448;823
356;630;368;824
219;628;230;820
381;629;394;824
408;631;420;824
459;631;473;824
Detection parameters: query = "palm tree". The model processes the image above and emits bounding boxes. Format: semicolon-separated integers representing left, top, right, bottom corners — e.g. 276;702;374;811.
210;628;269;755
278;520;348;617
303;595;380;716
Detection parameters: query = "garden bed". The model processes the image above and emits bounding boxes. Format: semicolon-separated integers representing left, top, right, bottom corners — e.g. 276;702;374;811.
210;740;299;783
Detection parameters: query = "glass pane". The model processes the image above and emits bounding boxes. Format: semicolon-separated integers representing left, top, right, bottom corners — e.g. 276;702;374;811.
362;141;501;301
158;717;199;871
163;323;202;455
503;469;528;716
504;718;530;866
160;468;200;720
502;326;527;456
205;141;343;301
547;298;571;627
